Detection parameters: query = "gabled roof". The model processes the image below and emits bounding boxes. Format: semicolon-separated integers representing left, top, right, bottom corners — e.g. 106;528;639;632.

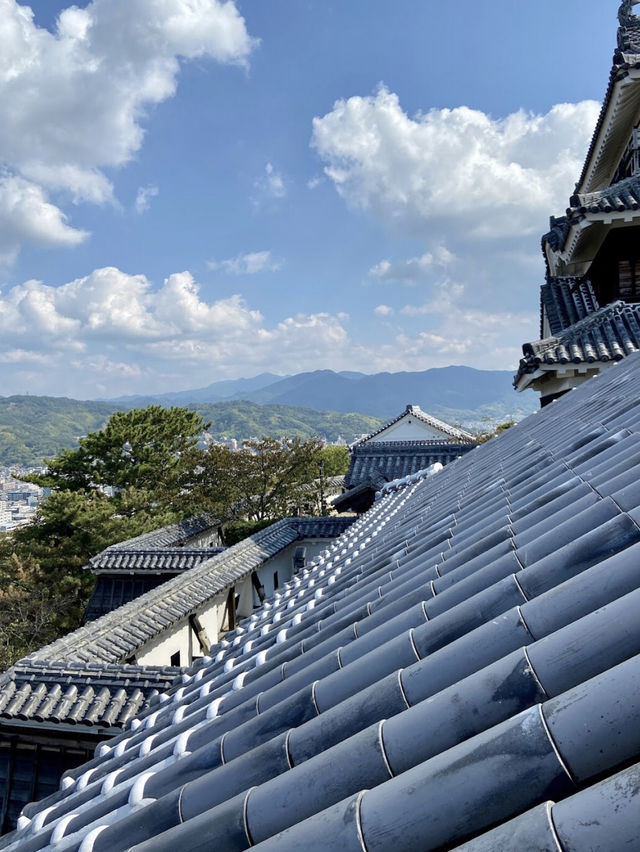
356;404;474;445
576;1;640;195
7;351;640;851
516;299;640;387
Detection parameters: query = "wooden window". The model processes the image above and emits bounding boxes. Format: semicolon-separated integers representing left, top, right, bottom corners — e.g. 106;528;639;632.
170;651;181;667
618;260;640;300
273;571;279;590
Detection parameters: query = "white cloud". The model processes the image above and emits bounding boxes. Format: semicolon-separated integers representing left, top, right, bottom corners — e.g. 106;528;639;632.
0;263;541;396
135;185;159;215
0;266;358;396
0;174;88;266
369;247;454;283
254;162;287;202
0;0;256;262
208;250;282;275
312;87;600;241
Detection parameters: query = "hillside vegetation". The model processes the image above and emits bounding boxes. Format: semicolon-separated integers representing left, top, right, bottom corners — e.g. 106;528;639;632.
0;396;381;466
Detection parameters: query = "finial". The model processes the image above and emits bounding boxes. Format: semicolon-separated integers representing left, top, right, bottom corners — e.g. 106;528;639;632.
618;0;640;54
620;0;640;28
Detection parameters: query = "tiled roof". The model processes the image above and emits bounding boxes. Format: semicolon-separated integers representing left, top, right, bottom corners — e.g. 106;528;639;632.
0;662;178;730
23;517;352;668
106;514;218;551
6;351;640;850
570;172;640;216
89;548;226;574
356;405;475;445
344;440;476;489
540;277;600;337
516;299;640;382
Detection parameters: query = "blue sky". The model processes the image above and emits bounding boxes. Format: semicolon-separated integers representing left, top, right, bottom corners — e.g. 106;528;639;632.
0;0;618;398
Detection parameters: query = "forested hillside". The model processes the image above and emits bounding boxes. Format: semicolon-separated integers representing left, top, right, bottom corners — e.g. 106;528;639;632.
0;396;381;466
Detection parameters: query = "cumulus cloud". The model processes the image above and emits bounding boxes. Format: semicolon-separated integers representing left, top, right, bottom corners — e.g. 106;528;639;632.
135;185;159;215
0;0;256;262
0;266;357;396
0;174;88;266
0;262;540;396
207;250;282;275
312;87;600;241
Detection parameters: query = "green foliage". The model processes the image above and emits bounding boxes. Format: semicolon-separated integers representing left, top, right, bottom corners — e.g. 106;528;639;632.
26;406;207;497
475;421;517;443
320;445;350;476
221;518;284;547
192;437;324;522
193;401;380;444
0;407;209;669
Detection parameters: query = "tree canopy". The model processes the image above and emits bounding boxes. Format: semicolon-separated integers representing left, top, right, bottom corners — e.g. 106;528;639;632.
1;406;349;668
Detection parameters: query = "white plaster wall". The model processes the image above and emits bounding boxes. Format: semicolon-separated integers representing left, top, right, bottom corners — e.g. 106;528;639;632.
186;528;221;547
368;416;450;442
136;622;194;668
196;593;226;648
133;536;337;664
253;539;333;606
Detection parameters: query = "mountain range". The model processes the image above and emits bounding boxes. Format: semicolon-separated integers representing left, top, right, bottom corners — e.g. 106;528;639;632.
108;366;536;422
1;367;538;467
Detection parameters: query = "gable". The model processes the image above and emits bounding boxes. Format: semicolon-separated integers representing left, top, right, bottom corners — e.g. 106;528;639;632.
365;414;453;443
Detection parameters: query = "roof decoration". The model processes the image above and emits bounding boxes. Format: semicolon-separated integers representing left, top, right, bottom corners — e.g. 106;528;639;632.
5;351;640;849
618;0;640;54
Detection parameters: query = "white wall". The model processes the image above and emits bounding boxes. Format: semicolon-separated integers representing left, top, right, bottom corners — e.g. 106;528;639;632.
132;537;334;667
368;415;450;442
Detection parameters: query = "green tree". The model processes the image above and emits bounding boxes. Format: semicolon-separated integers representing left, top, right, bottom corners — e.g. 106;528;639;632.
231;437;323;521
0;407;209;669
26;406;207;503
320;445;350;476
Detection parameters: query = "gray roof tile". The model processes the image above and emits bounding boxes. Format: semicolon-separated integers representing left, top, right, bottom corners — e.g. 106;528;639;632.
6;355;640;849
516;300;640;382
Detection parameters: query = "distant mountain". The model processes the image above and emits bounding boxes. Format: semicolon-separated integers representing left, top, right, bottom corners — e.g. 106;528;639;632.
233;367;529;417
108;373;286;406
1;367;539;466
106;367;534;421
